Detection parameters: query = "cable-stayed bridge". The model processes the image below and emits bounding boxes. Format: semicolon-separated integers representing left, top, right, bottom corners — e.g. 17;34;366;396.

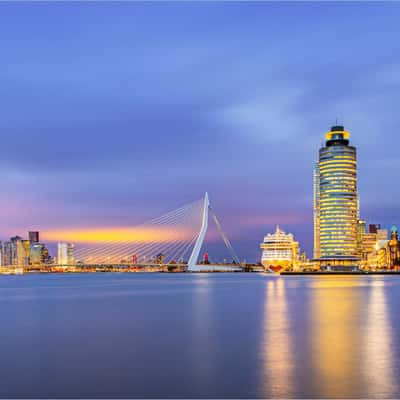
73;193;241;272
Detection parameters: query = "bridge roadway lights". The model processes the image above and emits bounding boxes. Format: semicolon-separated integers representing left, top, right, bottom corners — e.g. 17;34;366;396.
21;263;246;273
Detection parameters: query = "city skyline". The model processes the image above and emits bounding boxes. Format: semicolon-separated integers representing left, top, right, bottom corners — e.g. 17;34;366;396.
1;2;400;260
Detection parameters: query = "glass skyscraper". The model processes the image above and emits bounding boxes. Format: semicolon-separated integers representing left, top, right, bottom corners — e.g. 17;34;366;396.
314;125;360;268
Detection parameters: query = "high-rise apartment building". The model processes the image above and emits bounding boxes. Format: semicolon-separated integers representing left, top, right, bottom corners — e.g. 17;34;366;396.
314;125;360;269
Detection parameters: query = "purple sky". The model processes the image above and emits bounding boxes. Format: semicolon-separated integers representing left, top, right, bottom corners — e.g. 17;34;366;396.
1;2;400;261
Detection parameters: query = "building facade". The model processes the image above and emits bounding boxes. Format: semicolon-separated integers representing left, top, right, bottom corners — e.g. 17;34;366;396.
314;125;360;269
30;243;45;265
357;222;388;268
3;241;12;266
30;243;51;265
10;236;27;266
260;226;299;272
57;243;75;266
388;226;400;268
29;231;40;244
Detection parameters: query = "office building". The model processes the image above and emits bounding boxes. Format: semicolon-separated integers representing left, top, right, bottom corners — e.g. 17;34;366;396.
29;231;40;244
22;240;31;265
30;243;45;265
357;219;366;257
9;236;27;266
57;243;75;265
3;241;12;266
41;246;51;264
30;243;51;265
369;224;381;234
313;125;360;269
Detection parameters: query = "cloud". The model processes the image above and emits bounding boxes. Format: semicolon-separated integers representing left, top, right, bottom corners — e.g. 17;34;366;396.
213;84;309;143
239;213;310;227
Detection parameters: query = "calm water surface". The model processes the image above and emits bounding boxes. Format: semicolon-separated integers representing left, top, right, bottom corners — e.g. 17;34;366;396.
1;273;400;398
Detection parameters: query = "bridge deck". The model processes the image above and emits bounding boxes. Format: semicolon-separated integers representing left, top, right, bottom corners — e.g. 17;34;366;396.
188;264;242;272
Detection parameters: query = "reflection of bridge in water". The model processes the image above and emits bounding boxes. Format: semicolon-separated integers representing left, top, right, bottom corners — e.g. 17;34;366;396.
71;193;242;272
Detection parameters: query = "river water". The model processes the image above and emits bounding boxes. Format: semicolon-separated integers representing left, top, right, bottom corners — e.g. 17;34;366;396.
0;273;399;398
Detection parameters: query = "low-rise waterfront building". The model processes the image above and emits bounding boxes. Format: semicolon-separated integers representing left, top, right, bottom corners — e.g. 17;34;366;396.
388;226;400;269
356;220;388;268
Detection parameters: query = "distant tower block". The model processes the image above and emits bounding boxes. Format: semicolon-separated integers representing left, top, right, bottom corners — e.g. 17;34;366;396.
29;231;39;243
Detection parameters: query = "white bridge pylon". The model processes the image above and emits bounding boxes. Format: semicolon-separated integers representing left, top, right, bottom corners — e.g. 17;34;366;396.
187;193;210;271
187;192;240;271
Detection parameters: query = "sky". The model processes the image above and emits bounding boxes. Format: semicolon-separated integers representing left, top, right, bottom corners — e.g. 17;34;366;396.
1;2;400;261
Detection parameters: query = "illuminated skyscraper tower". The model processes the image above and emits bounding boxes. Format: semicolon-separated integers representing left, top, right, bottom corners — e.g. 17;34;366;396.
314;125;359;268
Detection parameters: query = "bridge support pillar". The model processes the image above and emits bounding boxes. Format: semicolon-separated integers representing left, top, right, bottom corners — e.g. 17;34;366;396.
187;192;209;271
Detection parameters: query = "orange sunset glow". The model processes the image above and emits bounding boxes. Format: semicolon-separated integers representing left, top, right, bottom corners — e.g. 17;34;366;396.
42;227;194;243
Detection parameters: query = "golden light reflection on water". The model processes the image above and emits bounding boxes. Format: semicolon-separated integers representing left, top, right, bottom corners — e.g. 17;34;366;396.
363;278;395;397
192;275;215;388
261;278;294;398
260;276;398;398
310;276;396;398
310;278;365;397
308;276;388;289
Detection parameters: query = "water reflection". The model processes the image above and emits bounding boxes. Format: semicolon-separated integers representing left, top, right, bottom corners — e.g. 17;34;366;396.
363;278;396;397
191;275;215;393
261;278;294;398
310;277;365;397
260;277;400;398
1;274;400;398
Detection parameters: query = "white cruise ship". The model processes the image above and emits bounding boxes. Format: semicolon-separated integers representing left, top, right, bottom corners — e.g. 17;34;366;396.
260;226;299;272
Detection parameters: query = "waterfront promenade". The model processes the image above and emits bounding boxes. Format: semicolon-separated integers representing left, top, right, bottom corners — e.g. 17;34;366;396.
1;265;399;275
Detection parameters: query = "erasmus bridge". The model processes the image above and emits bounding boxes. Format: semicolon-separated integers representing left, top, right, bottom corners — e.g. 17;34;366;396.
72;193;241;272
